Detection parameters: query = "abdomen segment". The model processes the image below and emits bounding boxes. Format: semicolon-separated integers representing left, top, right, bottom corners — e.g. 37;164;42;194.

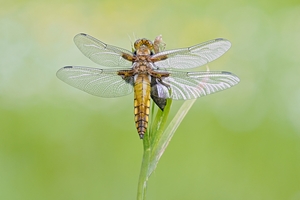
134;74;151;139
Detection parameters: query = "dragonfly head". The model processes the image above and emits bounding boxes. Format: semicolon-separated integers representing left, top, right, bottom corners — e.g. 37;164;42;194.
134;38;154;56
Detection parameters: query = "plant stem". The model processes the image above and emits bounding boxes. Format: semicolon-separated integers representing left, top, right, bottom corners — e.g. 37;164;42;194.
137;131;151;200
136;99;195;200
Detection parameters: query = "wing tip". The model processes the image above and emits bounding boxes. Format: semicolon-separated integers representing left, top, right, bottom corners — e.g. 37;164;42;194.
56;66;74;77
76;33;87;36
222;71;240;84
215;38;231;46
74;33;88;41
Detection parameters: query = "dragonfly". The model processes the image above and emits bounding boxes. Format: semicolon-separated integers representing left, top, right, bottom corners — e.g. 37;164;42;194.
57;33;240;139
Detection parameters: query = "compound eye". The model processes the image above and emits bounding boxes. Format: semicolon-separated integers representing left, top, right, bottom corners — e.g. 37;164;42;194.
144;39;154;50
134;39;142;50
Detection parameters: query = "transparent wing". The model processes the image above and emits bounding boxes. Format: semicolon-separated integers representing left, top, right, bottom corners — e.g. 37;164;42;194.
152;38;231;69
152;70;240;100
56;66;134;97
74;33;133;67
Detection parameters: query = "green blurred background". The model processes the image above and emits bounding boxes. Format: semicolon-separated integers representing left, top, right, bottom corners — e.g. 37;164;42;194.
1;0;300;199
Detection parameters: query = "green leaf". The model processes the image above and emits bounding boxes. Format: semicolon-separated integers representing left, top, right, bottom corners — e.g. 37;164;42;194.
136;99;197;200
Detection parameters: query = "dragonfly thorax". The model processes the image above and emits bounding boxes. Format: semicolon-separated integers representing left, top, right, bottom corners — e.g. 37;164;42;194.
133;62;153;73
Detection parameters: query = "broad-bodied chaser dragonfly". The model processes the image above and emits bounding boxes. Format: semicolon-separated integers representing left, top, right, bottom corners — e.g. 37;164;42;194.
57;33;240;139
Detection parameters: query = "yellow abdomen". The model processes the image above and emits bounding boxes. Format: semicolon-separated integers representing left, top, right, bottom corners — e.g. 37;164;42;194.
134;74;151;139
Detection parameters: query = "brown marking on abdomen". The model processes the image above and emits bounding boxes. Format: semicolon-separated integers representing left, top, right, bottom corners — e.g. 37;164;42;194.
134;74;151;139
